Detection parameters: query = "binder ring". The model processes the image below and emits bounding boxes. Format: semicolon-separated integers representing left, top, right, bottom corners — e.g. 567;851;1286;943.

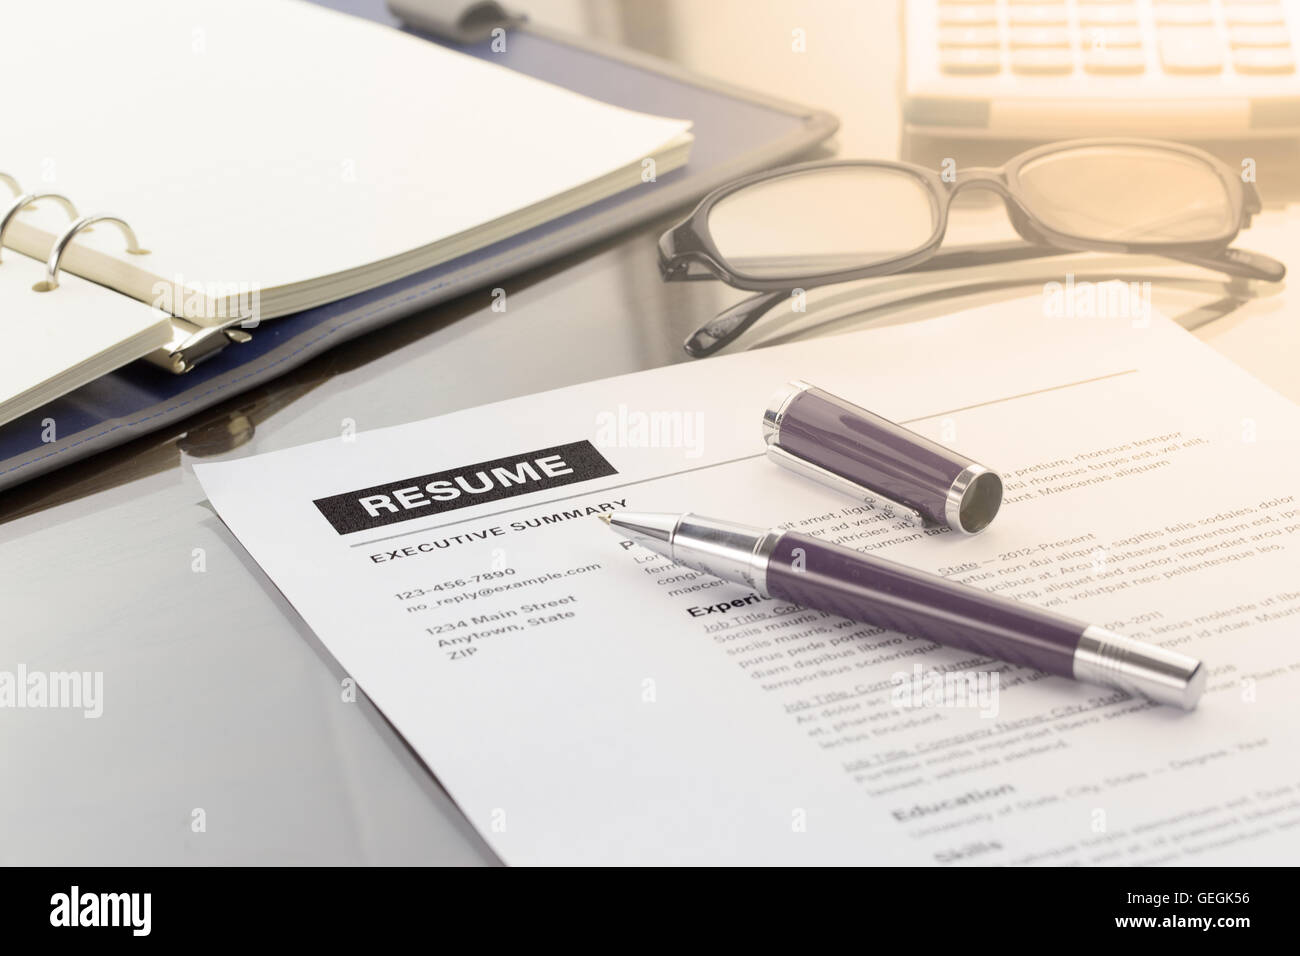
36;214;149;292
0;192;78;265
0;173;19;197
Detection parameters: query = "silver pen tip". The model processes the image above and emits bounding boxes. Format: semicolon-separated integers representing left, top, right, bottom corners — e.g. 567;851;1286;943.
601;511;679;550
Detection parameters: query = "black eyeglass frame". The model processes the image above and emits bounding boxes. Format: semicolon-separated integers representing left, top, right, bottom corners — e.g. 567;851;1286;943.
659;139;1266;291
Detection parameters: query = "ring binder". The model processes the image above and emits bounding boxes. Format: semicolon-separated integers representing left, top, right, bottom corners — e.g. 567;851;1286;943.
37;214;148;292
0;190;248;371
0;192;78;265
146;318;253;374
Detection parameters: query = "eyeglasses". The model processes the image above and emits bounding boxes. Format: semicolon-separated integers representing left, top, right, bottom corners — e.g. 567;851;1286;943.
658;139;1285;356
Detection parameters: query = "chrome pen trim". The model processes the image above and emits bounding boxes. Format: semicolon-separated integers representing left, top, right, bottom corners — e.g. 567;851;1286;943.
760;379;812;444
944;464;1002;536
1073;625;1206;711
665;513;782;597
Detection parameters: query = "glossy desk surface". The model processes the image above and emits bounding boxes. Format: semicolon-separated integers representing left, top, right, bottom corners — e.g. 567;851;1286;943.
4;0;1299;864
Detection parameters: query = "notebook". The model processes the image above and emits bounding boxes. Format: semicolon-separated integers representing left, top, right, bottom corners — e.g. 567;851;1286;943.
0;0;693;426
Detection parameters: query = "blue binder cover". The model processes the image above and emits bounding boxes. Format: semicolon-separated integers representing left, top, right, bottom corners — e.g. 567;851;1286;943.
0;0;836;492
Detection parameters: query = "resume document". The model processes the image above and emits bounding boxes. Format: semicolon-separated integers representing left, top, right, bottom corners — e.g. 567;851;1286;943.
196;298;1300;865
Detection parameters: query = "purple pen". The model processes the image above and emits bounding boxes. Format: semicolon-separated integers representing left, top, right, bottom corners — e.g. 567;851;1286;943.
763;381;1004;534
602;512;1206;710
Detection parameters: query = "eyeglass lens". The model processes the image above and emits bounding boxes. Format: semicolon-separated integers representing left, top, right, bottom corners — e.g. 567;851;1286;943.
1016;145;1236;244
706;165;940;278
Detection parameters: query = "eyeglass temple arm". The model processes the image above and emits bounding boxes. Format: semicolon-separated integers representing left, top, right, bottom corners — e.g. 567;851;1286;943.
684;289;787;357
683;242;1285;357
684;244;1060;356
1167;247;1284;281
911;240;1283;280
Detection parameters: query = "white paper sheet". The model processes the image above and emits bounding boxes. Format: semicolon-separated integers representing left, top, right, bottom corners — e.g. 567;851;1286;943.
0;250;173;426
196;298;1300;865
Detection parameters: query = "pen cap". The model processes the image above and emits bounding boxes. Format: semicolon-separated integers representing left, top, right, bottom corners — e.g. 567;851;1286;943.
762;381;1003;534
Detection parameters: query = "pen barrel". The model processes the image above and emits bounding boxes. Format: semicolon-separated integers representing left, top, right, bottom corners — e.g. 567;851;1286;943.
765;532;1082;677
